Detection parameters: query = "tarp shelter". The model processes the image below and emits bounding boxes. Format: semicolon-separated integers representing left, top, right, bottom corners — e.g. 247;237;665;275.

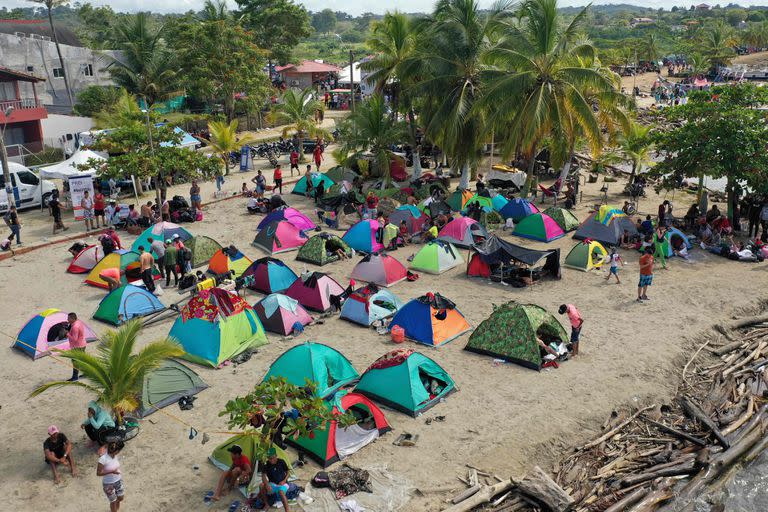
253;293;312;335
38;150;105;179
131;222;192;252
573;214;638;247
438;217;488;248
410;240;464;274
500;198;540;221
210;436;295;494
543;207;580;232
342;219;384;254
252;220;309;255
288;391;390;467
263;342;359;398
93;284;165;325
13;308;98;359
242;257;298;294
284;272;345;312
169;289;268;367
324;166;358;184
467;235;561;279
296;233;352;266
464;302;568;371
596;205;627;225
292;173;335;196
350;253;407;287
355;349;456;417
67;245;102;273
258;207;316;232
446;189;474;212
487;164;526;189
136;359;207;418
340;285;404;326
208;247;253;278
185;235;223;268
160;126;200;149
389;293;471;347
389;206;427;234
662;227;693;257
512;213;565;242
564;241;608;271
85;250;157;289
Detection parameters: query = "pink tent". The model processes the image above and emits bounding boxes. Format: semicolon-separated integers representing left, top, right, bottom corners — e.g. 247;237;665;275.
285;272;345;312
350;253;407;287
13;308;98;360
252;220;309;255
67;245;103;273
253;294;312;335
258;207;317;232
437;217;489;248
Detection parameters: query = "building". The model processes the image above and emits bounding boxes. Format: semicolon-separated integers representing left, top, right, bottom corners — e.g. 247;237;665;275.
0;19;117;113
630;17;655;27
0;66;47;157
695;3;711;10
276;60;341;90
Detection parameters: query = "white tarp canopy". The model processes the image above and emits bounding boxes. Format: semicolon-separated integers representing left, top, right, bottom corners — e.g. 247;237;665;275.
39;150;106;179
338;61;362;84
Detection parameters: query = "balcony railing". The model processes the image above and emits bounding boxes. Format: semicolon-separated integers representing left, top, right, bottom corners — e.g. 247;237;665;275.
0;98;43;111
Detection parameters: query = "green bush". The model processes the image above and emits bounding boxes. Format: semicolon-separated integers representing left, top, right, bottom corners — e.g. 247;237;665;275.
74;86;122;117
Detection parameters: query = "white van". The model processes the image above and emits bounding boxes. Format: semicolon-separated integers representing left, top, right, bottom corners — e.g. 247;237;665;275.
0;162;57;212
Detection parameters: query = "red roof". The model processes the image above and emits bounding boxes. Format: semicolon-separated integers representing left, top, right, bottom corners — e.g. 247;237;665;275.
277;60;341;74
0;65;45;82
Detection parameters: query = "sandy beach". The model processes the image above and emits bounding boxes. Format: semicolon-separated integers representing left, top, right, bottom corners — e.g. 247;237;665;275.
0;151;763;511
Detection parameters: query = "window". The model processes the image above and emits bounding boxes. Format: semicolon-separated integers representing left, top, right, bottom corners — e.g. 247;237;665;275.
26;65;34;72
16;170;40;186
53;67;64;78
82;64;93;77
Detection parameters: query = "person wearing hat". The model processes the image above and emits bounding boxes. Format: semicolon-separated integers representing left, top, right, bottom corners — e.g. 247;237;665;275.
163;239;179;287
257;447;291;511
212;444;252;501
44;425;77;484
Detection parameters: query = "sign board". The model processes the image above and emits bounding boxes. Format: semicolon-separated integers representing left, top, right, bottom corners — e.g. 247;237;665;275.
68;175;95;221
240;145;250;172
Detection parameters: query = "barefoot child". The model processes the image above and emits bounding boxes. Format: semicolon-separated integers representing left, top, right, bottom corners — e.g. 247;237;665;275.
605;247;625;284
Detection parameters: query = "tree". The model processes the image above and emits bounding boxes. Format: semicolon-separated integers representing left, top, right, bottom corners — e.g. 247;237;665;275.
29;320;183;425
76;3;118;49
236;0;311;65
700;20;737;69
28;0;73;108
269;88;331;147
641;32;661;62
201;120;259;175
199;0;229;21
73;86;122;117
617;121;654;182
312;8;337;34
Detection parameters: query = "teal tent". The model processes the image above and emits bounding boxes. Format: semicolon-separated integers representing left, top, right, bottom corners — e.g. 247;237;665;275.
292;174;335;196
262;342;359;398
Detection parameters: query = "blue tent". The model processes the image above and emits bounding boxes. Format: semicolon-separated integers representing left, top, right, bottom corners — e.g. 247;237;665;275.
340;286;404;326
292;174;335;196
389;294;471;348
342;219;384;254
499;198;540;221
93;284;165;325
663;227;693;257
491;194;509;212
241;257;299;294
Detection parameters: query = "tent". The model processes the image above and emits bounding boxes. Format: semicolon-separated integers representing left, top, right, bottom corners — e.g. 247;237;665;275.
410;240;464;274
662;227;693;257
136;359;207;418
542;207;580;232
253;294;313;336
340;285;404;326
388;206;427;234
296;233;352;266
491;194;509;212
350;253;407;287
208;247;253;278
169;289;268;367
573;214;638;247
324;166;358;184
258;207;317;232
463;194;493;212
38;150;105;179
446;189;474;211
564;241;608;271
467;235;561;279
596;205;627;225
288;391;390;467
512;213;565;242
355;349;456;417
252;220;309;255
131;222;192;252
210;435;295;494
500;198;540;221
85;250;157;289
263;342;359;398
464;302;568;371
242;257;298;294
420;199;452;218
342;219;384;254
93;284;165;325
284;272;345;312
13;308;98;359
292;173;335;196
438;217;488;248
185;235;223;268
389;293;471;347
67;245;102;273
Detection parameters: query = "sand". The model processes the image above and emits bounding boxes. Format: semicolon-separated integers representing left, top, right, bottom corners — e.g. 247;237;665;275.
0;155;762;512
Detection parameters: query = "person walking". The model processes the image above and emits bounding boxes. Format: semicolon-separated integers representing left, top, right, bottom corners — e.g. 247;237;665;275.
605;247;625;284
637;247;654;302
97;441;126;512
558;304;584;356
149;237;166;280
81;190;95;232
653;224;668;270
163;239;178;287
138;245;156;292
313;143;323;172
94;189;106;228
304;165;314;199
190;180;202;211
49;193;68;235
3;205;21;246
273;165;283;195
289;148;300;177
66;312;87;381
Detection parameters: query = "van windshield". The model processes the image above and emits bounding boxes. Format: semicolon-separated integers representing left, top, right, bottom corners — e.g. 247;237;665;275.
16;170;39;186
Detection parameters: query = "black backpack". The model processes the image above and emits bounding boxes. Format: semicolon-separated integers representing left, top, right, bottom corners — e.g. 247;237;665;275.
101;236;115;252
178;274;197;290
311;471;331;488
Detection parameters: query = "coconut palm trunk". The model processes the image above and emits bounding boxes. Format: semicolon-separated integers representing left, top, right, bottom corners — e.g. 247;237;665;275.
522;145;537;198
44;1;74;108
555;146;575;205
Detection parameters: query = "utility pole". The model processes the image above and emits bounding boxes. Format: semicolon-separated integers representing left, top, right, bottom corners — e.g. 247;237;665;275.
349;49;355;112
142;97;161;206
1;107;15;209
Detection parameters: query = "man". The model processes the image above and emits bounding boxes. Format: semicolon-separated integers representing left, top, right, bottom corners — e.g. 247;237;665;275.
558;304;584;356
149;236;166;279
4;205;21;246
140;201;153;227
138;245;156;292
304;165;314;199
273;165;283;195
212;444;252;501
104;201;118;227
93;188;106;228
289;148;299;176
638;247;655;302
164;239;179;287
66;312;87;381
49;193;68;235
44;425;77;484
257;448;290;511
640;215;654;236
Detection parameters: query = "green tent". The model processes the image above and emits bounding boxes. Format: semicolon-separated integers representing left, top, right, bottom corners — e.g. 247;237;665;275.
186;235;223;268
263;342;359;398
324;166;358;183
209;435;295;495
564;240;608;271
292;174;335;196
446;189;474;212
464;302;568;371
464;194;493;211
296;233;353;266
93;284;165;325
543;207;580;232
410;240;464;274
355;350;456;417
136;359;208;417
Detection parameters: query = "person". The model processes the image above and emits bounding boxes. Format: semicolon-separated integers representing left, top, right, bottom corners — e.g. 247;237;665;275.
313;143;323;171
138;245;156;292
163;239;178;287
66;312;87;381
106;227;123;250
605;247;625;284
215;172;225;192
558;304;584;356
190;180;202;210
251;170;266;198
49;193;68;235
139;201;153;227
289;148;299;176
640;215;654;236
4;205;21;246
105;201;118;227
241;182;250;196
273;165;283;195
81;190;95;232
425;221;438;242
657;200;668;226
99;267;121;292
706;204;721;224
257;448;290;511
304;165;314;198
149;236;166;280
365;192;379;218
212;444;252;502
653;224;668;270
161;199;170;222
476;173;485;193
97;441;125;511
125;205;139;226
81;401;115;446
747;199;761;239
638;247;654;302
94;189;106;228
761;202;768;240
399;220;411;244
44;425;77;484
684;203;700;230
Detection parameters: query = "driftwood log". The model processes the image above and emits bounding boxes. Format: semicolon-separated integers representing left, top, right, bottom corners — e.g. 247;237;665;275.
679;397;730;448
442;479;514;512
514;466;574;512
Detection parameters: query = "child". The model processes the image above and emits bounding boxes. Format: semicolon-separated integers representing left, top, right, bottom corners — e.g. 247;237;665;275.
605;247;625;284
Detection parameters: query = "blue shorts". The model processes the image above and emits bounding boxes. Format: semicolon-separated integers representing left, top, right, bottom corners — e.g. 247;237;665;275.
609;266;619;275
269;483;289;494
638;274;653;287
571;327;581;343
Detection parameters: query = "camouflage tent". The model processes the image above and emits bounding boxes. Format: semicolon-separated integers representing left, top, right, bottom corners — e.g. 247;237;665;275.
296;233;353;266
186;235;223;268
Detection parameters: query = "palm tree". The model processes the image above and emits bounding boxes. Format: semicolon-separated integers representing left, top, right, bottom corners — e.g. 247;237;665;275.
201;120;258;175
700;21;737;70
617;121;654;182
641;32;661;63
200;0;230;21
93;89;143;129
269;89;332;161
28;0;73;108
30;320;183;425
688;53;709;76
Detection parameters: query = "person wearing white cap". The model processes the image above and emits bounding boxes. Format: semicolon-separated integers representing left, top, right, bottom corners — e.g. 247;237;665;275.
44;425;77;484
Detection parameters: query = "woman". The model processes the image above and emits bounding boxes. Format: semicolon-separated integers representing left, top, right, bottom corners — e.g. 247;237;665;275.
653;224;668;270
189;180;202;211
97;441;125;512
81;401;115;445
81;190;95;232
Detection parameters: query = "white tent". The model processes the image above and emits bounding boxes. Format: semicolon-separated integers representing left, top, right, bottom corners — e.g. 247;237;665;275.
338;61;373;96
39;150;106;179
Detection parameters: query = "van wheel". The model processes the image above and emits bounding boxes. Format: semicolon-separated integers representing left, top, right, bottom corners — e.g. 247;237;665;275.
42;192;52;207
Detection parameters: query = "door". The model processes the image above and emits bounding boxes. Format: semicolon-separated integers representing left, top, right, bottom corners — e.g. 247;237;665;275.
14;169;42;205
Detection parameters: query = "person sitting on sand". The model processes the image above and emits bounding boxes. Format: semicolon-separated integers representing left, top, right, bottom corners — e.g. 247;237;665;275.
44;425;77;484
81;401;115;446
212;444;252;501
257;448;290;511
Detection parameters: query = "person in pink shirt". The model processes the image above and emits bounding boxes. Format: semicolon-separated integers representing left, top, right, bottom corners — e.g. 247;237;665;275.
66;312;87;381
559;304;584;356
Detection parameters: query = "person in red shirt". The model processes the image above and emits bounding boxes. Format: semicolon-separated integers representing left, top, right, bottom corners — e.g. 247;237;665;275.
93;189;106;228
66;312;87;381
638;247;655;302
212;444;252;501
273;165;283;194
289;149;299;176
313;144;323;171
558;304;584;356
106;227;122;250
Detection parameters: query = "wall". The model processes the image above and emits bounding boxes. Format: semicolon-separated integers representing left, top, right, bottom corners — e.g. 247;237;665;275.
41;113;94;154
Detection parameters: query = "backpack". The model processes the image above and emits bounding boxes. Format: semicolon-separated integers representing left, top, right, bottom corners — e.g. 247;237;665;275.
182;248;192;262
101;236;115;252
311;471;331;488
178;274;197;290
